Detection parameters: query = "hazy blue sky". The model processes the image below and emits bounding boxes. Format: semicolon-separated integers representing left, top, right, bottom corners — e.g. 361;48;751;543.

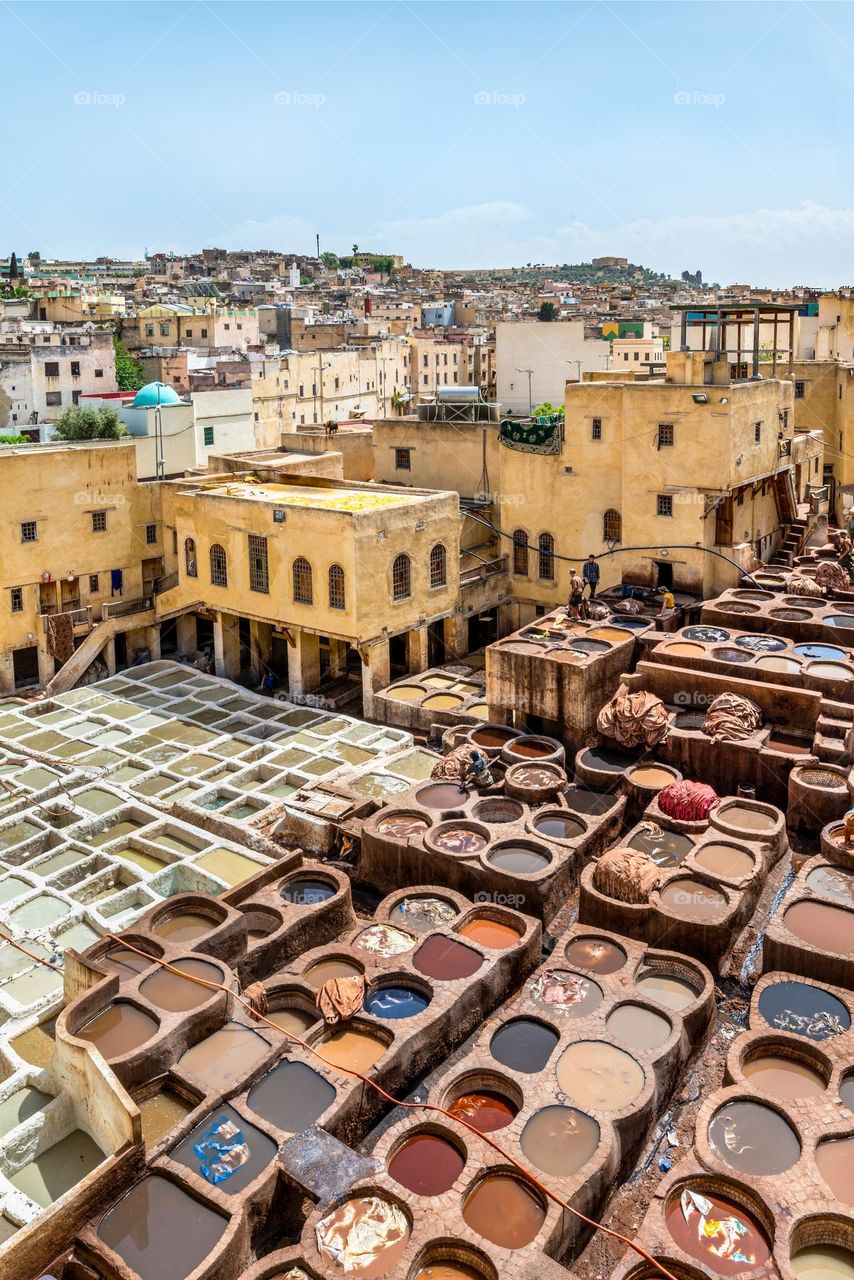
3;1;854;284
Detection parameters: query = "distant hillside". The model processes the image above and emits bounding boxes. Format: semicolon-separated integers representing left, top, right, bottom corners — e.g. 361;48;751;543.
467;260;705;289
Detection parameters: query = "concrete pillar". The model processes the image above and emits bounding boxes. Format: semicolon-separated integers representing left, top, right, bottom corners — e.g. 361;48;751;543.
497;602;518;638
361;640;390;719
0;653;14;696
249;619;274;683
145;626;161;662
443;614;468;662
407;626;430;674
213;611;241;680
176;613;197;656
286;629;321;698
328;638;348;679
37;646;55;688
104;637;117;676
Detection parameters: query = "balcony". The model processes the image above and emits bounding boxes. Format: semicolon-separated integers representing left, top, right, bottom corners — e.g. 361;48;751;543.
41;606;92;632
460;555;508;587
100;596;154;621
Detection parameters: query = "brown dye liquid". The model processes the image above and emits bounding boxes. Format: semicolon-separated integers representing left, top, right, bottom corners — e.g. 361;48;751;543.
511;764;559;787
816;1136;854;1203
138;1090;193;1147
742;1053;827;1099
665;641;706;657
630;765;675;787
433;827;487;854
153;912;214;943
414;1265;482;1280
520;1105;600;1177
565;937;627;974
534;814;585;839
317;1027;387;1073
462;1174;545;1248
76;1002;158;1059
388;1132;465;1196
177;1022;270;1090
708;1099;801;1175
665;1187;770;1275
377;815;429;838
628;829;694;867
413;935;482;980
635;973;698;1011
458;918;521;949
11;1020;56;1068
487;845;550;874
717;804;776;831
472;726;516;748
792;1246;854;1279
305;958;363;989
266;1008;317;1035
842;1075;854;1111
606;1004;671;1050
416;783;469;809
447;1091;517;1132
139;959;222;1012
316;1198;410;1279
98;947;156;980
659;879;728;921
98;1174;226;1280
785;900;854;955
556;1041;645;1111
807;864;854;905
694;842;754;878
247;1060;336;1132
506;739;552;758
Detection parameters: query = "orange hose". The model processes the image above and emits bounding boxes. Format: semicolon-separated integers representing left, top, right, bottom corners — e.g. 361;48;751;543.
0;927;64;973
105;933;680;1280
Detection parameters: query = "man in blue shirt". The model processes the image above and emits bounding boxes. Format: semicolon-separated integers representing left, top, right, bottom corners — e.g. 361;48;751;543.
582;555;600;599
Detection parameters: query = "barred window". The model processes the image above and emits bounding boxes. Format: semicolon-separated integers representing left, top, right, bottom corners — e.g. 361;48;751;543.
185;537;197;578
591;417;602;440
512;528;528;576
328;563;345;610
658;423;674;447
392;552;411;601
88;574;99;594
657;494;673;518
293;556;313;604
20;520;37;543
537;532;555;580
429;542;447;588
145;523;157;545
248;534;269;594
92;510;107;533
210;543;228;586
603;509;622;542
10;587;23;613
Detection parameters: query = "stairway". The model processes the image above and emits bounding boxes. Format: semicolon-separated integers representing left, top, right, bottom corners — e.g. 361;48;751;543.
770;516;808;569
44;617;120;696
813;697;854;764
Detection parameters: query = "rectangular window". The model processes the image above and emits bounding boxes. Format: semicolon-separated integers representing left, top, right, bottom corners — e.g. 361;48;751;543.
754;421;762;444
145;324;155;337
145;523;157;545
20;521;37;543
44;361;59;378
658;423;674;447
88;574;99;593
10;587;23;613
160;323;170;336
657;494;673;517
395;447;412;471
95;368;103;378
249;534;269;593
45;391;62;406
795;380;805;399
203;425;214;446
92;510;107;532
591;417;602;440
200;328;208;338
70;361;80;377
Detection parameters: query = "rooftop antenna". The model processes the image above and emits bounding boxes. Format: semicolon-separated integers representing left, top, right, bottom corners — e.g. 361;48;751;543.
316;233;320;259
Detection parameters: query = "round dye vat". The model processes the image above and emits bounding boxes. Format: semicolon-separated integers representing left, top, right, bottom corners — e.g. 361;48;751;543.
413;1263;483;1280
816;1135;854;1203
473;798;523;824
458;916;522;950
795;643;847;660
784;900;854;955
521;1105;600;1178
735;634;786;651
365;987;429;1019
462;1174;545;1248
807;661;854;681
806;864;854;906
467;703;488;719
385;685;424;702
580;746;638;773
432;826;488;855
505;737;556;759
742;1052;826;1098
533;812;585;840
556;1041;645;1112
684;626;731;643
305;958;362;990
841;1074;854;1111
529;969;603;1017
587;626;632;642
139;959;221;1013
97;1174;227;1280
792;1245;854;1280
422;693;463;711
388;1132;464;1196
635;972;699;1012
316;1197;410;1278
318;1027;388;1073
659;880;729;921
770;608;812;622
712;646;754;664
376;814;429;839
628;828;694;868
664;641;706;658
565;937;627;974
393;896;457;933
490;1018;558;1073
694;842;754;879
448;1090;517;1132
413;935;482;980
247;1060;336;1131
76;1002;158;1059
570;638;610;654
486;844;551;874
756;654;802;673
471;725;517;749
665;1186;770;1275
709;1099;800;1175
152;912;215;944
416;783;469;810
509;764;562;789
715;803;777;832
355;924;415;957
629;764;677;788
758;980;851;1040
266;1008;317;1036
606;1003;671;1051
824;614;854;629
565;789;618;816
98;947;155;980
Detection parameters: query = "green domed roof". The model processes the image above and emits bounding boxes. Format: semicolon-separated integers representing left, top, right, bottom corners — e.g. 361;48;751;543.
132;381;182;408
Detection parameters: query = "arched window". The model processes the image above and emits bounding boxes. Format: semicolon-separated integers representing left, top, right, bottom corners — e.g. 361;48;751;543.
209;543;227;587
293;557;313;605
392;552;411;601
429;542;447;589
538;532;555;581
603;509;622;543
184;537;197;578
512;528;528;576
328;563;345;610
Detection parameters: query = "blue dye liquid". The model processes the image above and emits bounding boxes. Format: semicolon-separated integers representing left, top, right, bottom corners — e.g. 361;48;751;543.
365;986;429;1019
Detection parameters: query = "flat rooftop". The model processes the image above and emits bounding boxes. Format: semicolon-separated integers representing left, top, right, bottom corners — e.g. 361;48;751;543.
190;478;424;511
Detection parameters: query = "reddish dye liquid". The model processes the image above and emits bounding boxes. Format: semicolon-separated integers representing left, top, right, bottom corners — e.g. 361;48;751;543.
388;1132;465;1196
447;1091;517;1132
413;935;483;980
458;918;521;949
565;937;627;974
